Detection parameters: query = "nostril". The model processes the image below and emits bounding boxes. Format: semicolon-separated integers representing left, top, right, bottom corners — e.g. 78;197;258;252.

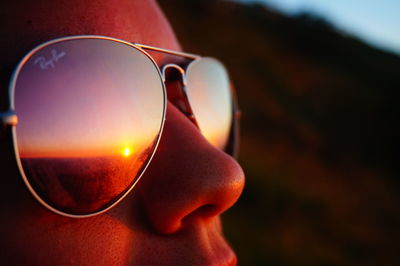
182;204;218;224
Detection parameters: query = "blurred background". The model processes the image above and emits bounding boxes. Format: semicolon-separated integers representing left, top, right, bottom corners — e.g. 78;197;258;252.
158;0;400;265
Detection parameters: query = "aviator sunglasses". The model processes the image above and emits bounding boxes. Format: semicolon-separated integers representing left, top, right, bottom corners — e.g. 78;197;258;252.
0;35;239;217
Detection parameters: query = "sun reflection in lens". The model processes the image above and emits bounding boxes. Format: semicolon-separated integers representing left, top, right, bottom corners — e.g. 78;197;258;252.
123;147;131;157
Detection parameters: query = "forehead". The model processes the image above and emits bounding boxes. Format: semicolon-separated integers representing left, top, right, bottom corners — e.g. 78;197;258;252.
0;0;180;68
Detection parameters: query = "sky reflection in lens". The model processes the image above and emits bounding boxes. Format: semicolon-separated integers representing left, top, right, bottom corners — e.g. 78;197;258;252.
186;58;232;150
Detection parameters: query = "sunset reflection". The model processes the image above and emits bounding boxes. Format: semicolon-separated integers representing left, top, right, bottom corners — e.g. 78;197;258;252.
13;38;164;214
186;58;232;150
123;147;132;157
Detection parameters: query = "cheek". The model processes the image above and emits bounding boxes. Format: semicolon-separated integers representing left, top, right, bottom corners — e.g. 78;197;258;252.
0;212;134;265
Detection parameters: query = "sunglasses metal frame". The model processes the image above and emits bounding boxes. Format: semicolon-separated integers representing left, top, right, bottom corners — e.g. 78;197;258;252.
0;35;239;218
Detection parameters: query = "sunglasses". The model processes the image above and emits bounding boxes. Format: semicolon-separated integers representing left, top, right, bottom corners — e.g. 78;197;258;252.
0;35;239;217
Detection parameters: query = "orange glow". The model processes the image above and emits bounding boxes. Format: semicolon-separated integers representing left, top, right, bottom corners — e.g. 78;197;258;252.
123;147;131;157
19;141;145;159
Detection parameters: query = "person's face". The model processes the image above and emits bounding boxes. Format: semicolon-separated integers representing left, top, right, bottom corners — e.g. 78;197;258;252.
0;0;244;265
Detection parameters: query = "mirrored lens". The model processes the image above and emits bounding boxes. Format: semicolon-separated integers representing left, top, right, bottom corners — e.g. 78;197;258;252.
13;38;165;215
185;58;232;150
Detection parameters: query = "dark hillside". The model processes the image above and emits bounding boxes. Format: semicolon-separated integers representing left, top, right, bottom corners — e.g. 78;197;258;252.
158;0;400;265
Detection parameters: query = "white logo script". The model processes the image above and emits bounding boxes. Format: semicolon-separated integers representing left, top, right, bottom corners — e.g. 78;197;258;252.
34;49;66;70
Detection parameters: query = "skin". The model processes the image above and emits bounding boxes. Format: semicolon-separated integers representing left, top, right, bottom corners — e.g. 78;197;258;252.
0;0;245;265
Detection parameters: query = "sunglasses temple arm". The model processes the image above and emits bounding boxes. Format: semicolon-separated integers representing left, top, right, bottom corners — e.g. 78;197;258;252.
0;110;18;127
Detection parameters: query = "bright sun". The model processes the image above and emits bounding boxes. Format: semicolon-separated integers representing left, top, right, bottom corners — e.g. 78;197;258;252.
123;147;131;157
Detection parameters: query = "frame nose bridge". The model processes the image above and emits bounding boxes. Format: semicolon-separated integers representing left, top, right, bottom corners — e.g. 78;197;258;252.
161;64;187;86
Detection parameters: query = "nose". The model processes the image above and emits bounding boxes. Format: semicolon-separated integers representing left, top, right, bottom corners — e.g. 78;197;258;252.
137;102;245;235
